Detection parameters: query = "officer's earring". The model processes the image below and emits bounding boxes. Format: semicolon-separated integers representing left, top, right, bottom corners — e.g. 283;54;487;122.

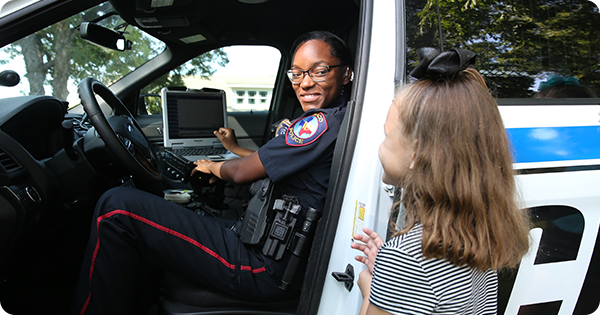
345;67;353;82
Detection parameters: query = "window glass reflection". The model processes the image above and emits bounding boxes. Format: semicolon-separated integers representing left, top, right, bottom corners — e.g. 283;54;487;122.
406;0;599;98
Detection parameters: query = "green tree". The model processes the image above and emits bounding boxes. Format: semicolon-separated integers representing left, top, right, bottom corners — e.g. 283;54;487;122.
140;49;229;114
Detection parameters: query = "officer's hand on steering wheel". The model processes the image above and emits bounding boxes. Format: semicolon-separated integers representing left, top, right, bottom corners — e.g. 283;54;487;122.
192;159;221;184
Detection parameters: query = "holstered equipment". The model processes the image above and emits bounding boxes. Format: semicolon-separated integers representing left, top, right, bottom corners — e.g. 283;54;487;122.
262;195;301;260
239;178;322;290
239;178;280;245
279;206;321;290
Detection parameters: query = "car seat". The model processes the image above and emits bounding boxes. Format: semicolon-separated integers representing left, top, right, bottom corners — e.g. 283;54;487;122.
160;271;298;314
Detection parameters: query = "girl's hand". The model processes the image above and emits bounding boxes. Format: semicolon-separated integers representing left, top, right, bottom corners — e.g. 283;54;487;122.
351;227;385;274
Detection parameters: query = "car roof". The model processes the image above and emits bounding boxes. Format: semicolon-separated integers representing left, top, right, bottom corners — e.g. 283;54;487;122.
0;0;360;59
113;0;360;53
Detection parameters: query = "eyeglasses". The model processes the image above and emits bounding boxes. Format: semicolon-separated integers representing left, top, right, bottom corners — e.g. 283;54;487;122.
286;64;343;84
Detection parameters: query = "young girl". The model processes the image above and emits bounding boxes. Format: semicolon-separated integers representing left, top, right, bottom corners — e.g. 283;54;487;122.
352;48;531;315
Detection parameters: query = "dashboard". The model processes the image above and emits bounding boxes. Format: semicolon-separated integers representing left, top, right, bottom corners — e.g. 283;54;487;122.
0;95;102;266
0;96;67;163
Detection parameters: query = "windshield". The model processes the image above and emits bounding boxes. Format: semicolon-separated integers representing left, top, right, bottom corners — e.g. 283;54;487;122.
0;2;166;107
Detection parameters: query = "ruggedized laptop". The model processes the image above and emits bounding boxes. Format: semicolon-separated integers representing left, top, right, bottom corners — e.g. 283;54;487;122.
161;87;237;162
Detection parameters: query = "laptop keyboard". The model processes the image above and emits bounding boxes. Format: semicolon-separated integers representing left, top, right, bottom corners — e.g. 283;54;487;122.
171;147;227;156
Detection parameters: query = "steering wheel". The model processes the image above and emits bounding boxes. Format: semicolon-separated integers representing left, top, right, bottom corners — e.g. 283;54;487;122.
79;77;163;189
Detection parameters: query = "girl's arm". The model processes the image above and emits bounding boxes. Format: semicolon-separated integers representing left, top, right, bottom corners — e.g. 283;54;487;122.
353;228;390;315
358;269;372;315
363;303;392;315
358;271;391;314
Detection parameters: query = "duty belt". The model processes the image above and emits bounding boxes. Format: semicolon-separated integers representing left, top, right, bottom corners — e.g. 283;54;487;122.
239;177;321;290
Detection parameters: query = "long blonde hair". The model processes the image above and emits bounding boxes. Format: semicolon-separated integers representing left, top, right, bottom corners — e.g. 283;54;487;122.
394;68;531;271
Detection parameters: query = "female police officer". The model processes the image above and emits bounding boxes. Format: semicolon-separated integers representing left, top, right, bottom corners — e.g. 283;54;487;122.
71;30;353;315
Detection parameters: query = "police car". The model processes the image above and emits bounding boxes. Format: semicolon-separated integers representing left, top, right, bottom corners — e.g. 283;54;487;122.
0;0;598;314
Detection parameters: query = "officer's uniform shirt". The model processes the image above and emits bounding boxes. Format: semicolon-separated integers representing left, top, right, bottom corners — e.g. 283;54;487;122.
258;92;349;216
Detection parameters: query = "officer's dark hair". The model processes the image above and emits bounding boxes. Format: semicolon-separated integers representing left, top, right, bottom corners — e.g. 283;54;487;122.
290;30;353;67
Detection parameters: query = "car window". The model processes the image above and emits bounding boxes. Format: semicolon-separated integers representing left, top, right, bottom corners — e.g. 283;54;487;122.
405;0;599;99
0;1;165;107
140;45;281;115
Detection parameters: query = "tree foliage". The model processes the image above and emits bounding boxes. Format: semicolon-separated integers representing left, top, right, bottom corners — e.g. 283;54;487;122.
140;49;229;114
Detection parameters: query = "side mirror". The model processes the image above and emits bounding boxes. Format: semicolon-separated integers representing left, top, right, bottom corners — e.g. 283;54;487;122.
0;70;20;87
79;22;132;51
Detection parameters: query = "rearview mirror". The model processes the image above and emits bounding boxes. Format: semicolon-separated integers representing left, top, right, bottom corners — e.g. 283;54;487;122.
79;22;132;51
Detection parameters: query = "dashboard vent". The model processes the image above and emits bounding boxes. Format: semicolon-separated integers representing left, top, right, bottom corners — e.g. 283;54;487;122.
0;150;23;172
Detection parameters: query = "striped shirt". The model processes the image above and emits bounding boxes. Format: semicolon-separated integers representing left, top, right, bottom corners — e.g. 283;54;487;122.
369;225;498;314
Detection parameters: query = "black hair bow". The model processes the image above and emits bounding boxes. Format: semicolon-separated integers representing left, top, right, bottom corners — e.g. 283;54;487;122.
409;47;477;79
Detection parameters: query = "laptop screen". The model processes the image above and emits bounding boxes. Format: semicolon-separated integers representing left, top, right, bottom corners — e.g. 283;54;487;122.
161;88;228;148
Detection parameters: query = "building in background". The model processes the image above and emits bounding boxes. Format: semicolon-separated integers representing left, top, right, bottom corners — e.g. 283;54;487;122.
183;75;275;112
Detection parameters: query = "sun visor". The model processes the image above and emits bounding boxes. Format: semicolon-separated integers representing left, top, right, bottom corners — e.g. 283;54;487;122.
134;16;189;28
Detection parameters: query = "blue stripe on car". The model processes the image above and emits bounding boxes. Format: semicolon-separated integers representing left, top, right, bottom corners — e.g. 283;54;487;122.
507;126;600;163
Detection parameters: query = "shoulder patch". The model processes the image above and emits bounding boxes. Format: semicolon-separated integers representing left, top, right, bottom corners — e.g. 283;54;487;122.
285;112;328;146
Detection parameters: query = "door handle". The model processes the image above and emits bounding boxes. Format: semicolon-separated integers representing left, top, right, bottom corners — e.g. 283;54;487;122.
331;263;354;291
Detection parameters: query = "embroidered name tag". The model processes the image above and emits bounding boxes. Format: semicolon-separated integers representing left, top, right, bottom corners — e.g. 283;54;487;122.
285;112;328;146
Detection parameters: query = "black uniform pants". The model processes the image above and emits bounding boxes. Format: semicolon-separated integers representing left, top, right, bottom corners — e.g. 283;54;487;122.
71;187;298;315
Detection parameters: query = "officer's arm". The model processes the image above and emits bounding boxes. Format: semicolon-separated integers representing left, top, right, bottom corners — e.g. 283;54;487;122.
194;151;267;185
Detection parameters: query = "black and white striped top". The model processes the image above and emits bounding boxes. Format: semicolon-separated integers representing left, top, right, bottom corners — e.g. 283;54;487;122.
369;225;498;314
